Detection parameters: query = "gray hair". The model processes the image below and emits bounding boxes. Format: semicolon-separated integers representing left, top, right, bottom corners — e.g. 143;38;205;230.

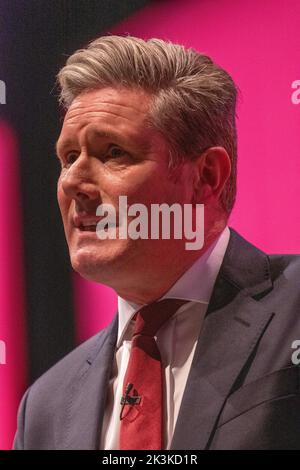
57;35;238;213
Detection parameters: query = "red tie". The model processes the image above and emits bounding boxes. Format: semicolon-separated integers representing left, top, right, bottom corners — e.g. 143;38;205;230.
119;298;188;450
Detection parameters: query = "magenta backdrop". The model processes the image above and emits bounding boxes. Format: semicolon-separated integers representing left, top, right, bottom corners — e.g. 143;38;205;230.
74;0;300;344
0;122;27;449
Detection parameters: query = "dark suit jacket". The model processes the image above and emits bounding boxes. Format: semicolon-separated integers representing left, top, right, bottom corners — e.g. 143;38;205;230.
13;228;300;449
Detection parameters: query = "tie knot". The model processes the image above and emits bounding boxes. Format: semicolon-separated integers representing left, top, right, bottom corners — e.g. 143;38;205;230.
132;298;188;338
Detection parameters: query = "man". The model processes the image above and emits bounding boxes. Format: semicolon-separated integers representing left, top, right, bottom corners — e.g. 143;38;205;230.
14;35;300;450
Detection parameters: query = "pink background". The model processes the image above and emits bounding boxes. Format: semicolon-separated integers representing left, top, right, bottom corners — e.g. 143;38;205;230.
0;122;27;449
1;0;299;449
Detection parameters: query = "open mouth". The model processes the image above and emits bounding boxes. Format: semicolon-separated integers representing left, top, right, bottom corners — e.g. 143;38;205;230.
79;224;97;232
79;222;116;232
79;223;97;232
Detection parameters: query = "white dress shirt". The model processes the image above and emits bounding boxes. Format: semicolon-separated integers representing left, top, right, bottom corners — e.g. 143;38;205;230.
100;226;230;449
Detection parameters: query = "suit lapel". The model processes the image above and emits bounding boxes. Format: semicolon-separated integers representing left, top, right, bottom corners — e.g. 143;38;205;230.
64;314;118;449
171;228;275;450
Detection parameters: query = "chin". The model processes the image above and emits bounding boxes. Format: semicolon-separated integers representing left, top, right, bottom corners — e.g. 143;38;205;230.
69;240;132;283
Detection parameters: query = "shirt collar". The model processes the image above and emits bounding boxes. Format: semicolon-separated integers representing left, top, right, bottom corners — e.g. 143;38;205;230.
117;226;230;347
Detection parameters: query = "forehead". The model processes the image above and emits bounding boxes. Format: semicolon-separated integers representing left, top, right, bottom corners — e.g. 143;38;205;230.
57;87;154;149
66;86;151;120
55;87;172;158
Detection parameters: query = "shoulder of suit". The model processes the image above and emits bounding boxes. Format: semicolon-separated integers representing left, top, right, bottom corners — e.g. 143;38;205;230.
27;322;113;398
268;253;300;278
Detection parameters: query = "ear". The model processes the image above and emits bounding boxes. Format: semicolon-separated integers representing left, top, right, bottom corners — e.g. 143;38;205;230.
192;147;231;204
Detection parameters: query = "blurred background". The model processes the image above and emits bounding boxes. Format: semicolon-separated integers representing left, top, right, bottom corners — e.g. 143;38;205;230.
0;0;299;450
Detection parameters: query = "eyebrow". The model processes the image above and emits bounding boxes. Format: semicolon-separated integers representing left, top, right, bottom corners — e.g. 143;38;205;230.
55;129;152;158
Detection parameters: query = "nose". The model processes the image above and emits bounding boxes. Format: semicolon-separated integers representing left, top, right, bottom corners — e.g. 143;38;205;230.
59;153;100;212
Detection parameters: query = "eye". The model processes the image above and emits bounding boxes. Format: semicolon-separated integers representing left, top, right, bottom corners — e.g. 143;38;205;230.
64;152;78;168
105;145;127;159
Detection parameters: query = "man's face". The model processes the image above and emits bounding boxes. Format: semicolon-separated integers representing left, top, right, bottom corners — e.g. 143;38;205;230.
56;87;194;288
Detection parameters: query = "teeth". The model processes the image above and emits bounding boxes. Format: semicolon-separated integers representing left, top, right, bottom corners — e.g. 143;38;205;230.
78;220;116;231
81;221;98;227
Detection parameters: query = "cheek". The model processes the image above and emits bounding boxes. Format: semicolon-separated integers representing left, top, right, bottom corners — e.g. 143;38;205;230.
120;166;171;203
56;183;64;209
57;181;70;216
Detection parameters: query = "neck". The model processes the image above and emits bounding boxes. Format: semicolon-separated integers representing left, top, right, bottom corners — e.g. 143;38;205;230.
116;222;227;305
